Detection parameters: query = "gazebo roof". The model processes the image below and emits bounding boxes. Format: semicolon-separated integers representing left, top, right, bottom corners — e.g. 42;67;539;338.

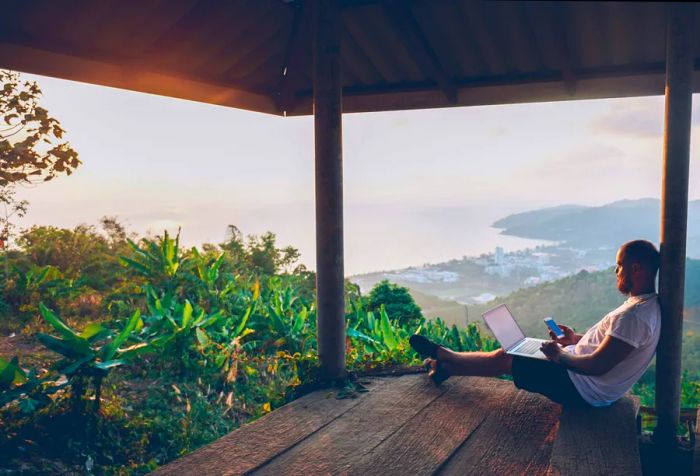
1;0;698;116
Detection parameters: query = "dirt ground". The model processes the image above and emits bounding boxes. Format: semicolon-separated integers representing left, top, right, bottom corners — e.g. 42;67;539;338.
0;334;56;369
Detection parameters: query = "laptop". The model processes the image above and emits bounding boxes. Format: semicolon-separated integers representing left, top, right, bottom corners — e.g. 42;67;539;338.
481;303;548;360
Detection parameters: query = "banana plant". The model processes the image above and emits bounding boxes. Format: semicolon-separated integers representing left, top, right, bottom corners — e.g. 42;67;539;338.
3;265;79;319
347;305;408;357
36;304;146;413
143;298;223;377
254;281;315;354
195;303;256;385
0;356;63;413
421;320;498;353
189;248;244;313
191;248;225;290
120;230;185;291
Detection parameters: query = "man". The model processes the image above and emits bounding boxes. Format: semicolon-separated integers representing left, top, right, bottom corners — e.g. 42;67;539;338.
410;239;661;407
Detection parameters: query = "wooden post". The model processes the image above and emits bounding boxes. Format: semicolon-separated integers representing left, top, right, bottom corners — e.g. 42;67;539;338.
313;0;345;381
654;4;694;445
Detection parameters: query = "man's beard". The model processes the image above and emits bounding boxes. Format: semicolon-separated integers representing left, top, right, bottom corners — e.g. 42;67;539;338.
617;277;632;294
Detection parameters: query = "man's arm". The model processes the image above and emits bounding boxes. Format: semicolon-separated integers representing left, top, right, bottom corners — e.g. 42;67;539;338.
541;335;635;376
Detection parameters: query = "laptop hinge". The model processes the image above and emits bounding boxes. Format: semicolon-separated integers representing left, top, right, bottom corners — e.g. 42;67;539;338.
507;337;527;353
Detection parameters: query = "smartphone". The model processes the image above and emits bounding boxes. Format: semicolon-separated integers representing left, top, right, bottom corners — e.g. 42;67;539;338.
544;317;564;338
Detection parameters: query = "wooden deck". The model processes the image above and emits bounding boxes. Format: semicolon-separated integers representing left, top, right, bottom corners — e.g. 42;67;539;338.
153;374;640;476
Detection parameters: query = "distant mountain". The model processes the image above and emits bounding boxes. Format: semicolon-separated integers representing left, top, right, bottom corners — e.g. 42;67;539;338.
492;204;587;231
493;198;700;257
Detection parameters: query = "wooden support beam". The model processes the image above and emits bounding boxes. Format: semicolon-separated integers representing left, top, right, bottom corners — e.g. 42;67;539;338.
654;3;695;446
537;2;576;96
276;1;310;113
313;0;346;381
383;1;457;103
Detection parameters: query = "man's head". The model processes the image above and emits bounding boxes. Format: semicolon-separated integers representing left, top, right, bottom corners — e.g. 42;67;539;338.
615;240;660;295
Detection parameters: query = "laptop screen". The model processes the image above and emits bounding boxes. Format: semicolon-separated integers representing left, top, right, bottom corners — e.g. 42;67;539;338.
482;304;525;351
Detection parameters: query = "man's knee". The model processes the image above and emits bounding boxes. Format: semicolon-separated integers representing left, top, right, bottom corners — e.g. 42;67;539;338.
492;348;513;374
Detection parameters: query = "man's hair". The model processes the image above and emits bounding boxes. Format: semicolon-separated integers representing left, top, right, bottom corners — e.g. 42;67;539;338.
620;240;660;277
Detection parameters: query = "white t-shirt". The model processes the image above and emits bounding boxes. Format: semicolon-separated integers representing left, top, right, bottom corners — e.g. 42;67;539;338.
564;293;661;407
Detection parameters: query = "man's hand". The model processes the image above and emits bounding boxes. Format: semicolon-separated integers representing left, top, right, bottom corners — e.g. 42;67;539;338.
540;341;564;364
549;324;579;347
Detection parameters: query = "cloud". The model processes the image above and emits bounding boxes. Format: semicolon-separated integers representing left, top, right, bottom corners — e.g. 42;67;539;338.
507;143;662;204
590;95;700;139
145;219;184;236
490;127;508;137
531;144;628;175
588;100;664;138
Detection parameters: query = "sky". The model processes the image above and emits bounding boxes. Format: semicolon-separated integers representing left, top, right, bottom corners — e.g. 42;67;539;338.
11;73;700;275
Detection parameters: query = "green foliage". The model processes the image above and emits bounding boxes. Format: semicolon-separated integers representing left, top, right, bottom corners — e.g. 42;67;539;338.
252;277;315;355
346;305;411;364
220;226;302;276
367;280;423;328
33;304;145;414
0;356;59;413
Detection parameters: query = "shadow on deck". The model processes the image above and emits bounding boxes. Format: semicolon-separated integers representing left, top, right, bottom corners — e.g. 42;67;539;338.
153;374;641;475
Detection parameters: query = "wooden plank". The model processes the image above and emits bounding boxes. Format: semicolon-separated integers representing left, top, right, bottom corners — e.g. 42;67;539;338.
349;377;513;476
202;2;280;77
454;1;507;75
251;374;449;475
548;395;642;476
495;1;541;73
276;1;310;113
153;378;389;476
339;21;383;85
343;7;403;84
437;386;561;476
383;1;457;103
522;421;560;476
417;2;485;78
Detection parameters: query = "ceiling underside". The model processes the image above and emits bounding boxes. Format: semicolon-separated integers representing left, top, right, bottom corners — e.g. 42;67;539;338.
1;0;699;116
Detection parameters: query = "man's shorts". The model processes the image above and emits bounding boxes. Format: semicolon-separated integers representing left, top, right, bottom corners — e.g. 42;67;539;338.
511;356;591;407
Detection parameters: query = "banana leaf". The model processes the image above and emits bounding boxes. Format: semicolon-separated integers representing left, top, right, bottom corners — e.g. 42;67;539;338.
94;359;127;371
197;310;223;329
233;305;253;337
380;307;398;351
36;333;90;359
0;357;27;387
347;327;380;346
180;301;193;329
292;307;307;334
80;323;111;342
39;304;85;345
117;342;150;359
59;354;94;375
196;328;210;346
102;310;141;361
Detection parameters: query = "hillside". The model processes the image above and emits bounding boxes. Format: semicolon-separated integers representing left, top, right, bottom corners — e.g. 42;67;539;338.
493;198;700;257
408;288;468;327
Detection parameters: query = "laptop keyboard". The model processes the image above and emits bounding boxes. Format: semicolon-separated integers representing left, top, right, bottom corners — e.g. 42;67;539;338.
513;340;541;355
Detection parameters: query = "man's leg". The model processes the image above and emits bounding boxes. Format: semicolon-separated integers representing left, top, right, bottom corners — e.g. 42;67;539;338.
427;348;513;378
